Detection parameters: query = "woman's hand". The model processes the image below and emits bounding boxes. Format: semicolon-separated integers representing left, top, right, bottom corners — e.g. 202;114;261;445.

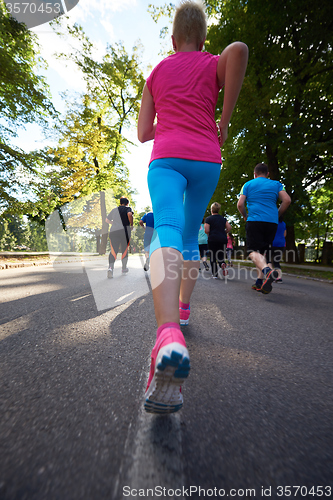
218;122;228;147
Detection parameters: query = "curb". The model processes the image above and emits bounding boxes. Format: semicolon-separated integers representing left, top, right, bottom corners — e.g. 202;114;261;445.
283;272;333;284
0;261;51;270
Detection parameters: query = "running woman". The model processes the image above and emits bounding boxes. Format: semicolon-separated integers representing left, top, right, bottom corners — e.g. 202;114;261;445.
198;218;210;272
137;0;248;413
205;202;232;279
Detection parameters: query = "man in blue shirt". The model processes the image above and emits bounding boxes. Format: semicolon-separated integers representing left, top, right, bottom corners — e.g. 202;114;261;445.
139;211;154;271
237;163;291;293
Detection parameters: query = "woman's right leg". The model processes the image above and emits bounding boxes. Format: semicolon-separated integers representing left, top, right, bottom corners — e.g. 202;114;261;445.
150;247;183;326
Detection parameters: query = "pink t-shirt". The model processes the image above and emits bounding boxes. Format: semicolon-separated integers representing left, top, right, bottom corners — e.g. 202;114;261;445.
146;51;222;164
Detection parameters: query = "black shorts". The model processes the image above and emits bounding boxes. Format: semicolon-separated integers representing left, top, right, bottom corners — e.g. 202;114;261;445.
246;221;278;257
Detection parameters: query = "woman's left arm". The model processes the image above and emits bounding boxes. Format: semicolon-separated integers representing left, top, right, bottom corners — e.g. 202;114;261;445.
137;84;156;143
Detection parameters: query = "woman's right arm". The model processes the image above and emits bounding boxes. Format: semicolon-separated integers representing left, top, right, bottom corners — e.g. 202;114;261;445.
216;42;249;146
137;84;157;143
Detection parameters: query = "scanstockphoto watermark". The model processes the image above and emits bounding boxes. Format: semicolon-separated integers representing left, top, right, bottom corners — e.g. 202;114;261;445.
123;485;332;497
123;485;257;497
3;0;80;29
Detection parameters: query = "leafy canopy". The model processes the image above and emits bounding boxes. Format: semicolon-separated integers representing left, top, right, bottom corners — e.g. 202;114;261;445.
0;2;56;213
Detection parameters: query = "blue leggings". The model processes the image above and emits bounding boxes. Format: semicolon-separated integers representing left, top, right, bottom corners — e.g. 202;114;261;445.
148;158;221;261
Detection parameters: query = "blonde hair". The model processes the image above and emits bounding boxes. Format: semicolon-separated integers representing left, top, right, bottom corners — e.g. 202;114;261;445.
173;1;207;47
211;202;221;214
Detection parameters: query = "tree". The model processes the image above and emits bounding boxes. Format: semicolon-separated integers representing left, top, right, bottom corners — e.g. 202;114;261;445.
204;0;333;261
50;23;146;253
296;180;333;261
0;3;56;213
26;220;48;251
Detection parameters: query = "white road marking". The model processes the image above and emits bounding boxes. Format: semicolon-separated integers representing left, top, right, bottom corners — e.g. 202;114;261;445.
83;255;150;311
114;385;185;499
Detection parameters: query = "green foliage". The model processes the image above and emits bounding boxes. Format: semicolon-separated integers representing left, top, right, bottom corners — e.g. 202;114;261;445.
0;218;17;250
54;22;146;137
0;3;56;213
296;180;333;244
26;221;48;251
0;215;48;251
46;23;146;253
49;93;127;203
148;0;333;250
148;2;175;55
205;0;333;243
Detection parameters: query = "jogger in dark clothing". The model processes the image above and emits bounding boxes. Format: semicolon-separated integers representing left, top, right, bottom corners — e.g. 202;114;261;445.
105;197;133;278
205;202;232;278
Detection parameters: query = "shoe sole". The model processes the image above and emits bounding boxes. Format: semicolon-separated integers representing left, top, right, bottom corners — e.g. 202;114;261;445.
144;342;190;414
107;271;113;279
261;270;277;294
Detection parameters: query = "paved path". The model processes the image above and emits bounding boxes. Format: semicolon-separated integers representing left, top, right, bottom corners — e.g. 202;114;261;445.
0;256;332;500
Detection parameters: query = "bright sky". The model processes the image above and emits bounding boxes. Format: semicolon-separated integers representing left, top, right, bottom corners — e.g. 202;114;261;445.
18;0;173;213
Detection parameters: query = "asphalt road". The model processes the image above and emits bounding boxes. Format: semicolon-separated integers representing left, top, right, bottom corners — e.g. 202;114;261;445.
0;256;332;500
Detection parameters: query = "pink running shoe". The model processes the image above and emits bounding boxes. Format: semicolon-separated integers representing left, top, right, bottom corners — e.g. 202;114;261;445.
145;326;190;414
179;302;190;326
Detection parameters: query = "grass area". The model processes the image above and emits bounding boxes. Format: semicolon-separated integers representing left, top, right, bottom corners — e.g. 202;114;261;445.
0;254;51;263
237;260;333;282
281;266;333;281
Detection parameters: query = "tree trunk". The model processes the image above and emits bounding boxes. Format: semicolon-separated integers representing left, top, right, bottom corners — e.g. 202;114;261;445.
99;190;108;255
322;241;333;265
266;143;280;180
95;230;101;254
316;223;320;262
285;224;299;263
298;243;305;263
